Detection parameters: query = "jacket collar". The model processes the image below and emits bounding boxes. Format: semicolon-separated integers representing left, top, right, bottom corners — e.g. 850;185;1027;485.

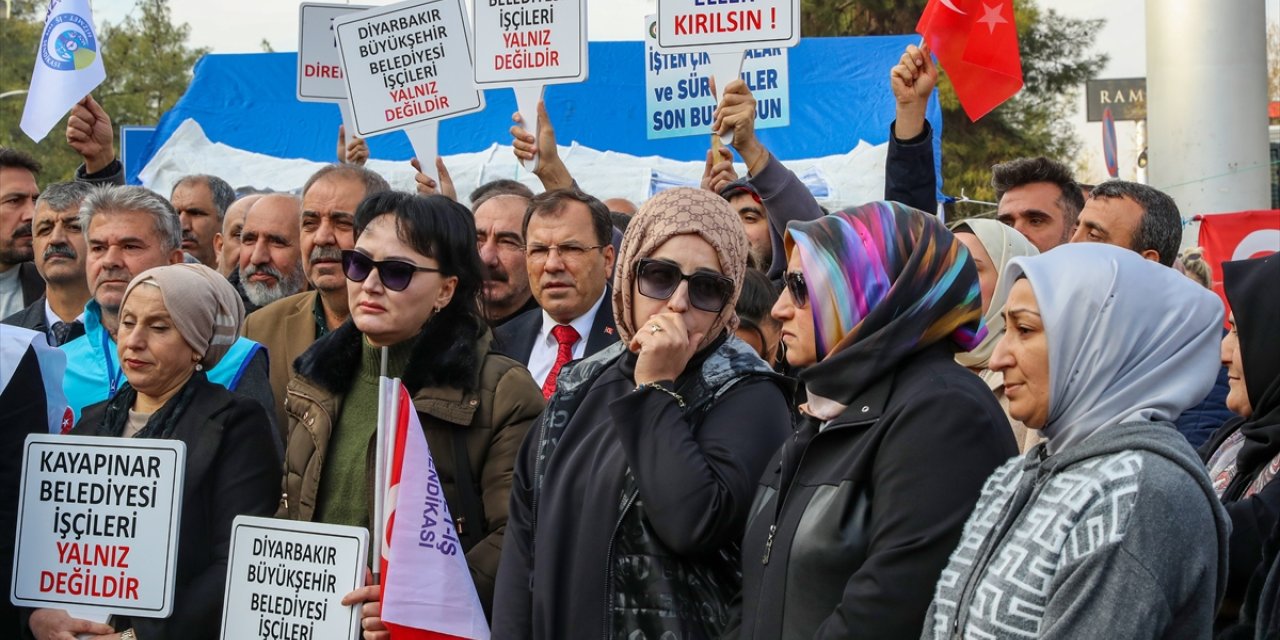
293;313;490;423
819;370;896;430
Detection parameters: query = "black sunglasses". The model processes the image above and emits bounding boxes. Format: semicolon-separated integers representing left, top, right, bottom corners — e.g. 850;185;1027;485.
783;271;808;308
635;258;734;313
342;250;440;292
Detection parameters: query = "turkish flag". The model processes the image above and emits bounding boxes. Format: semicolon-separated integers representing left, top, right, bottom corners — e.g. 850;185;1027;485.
1197;210;1280;318
916;0;1024;121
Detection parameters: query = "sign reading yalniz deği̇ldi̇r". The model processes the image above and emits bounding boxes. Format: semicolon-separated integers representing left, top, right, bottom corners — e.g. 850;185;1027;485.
11;434;185;619
333;0;485;138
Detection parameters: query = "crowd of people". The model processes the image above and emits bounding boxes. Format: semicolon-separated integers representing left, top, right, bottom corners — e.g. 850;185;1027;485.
0;43;1277;640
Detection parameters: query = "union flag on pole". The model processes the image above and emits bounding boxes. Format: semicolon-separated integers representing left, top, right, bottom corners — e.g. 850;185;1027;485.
916;0;1024;121
21;0;106;142
380;382;490;640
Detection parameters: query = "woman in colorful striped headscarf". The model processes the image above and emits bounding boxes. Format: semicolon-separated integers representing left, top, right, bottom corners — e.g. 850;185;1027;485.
733;202;1018;639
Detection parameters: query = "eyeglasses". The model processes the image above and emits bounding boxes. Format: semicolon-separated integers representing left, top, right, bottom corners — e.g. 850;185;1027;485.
341;250;440;292
635;258;735;313
783;271;808;308
525;242;605;262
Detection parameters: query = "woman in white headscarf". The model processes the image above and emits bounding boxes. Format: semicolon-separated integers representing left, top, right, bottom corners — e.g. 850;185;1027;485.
951;218;1040;451
921;243;1230;639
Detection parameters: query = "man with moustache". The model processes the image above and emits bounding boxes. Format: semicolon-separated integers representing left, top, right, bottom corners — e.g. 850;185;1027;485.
216;192;264;278
244;165;388;430
237;193;307;310
170;174;235;269
2;182;94;345
475;191;538;326
59;185;274;432
494;189;619;398
0;149;43;319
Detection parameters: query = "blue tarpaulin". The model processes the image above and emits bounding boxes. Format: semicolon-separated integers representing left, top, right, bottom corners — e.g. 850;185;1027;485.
142;36;942;194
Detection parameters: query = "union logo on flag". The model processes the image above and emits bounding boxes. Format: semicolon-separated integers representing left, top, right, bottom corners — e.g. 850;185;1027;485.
40;11;99;72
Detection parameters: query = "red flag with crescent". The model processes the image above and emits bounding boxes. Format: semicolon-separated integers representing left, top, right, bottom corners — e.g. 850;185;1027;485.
916;0;1024;121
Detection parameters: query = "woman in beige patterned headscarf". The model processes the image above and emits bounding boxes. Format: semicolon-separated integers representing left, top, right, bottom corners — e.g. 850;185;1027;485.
493;187;794;639
32;264;280;639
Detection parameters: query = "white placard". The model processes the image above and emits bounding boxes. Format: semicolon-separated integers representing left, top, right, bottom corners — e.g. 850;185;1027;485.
645;15;790;140
298;2;373;102
472;0;588;88
11;434;185;619
220;516;369;640
335;0;486;138
656;0;800;52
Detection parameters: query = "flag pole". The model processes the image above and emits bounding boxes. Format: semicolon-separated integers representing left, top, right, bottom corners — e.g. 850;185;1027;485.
373;346;389;586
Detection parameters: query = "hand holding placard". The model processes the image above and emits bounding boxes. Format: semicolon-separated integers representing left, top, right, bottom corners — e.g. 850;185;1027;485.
411;156;456;200
510;101;574;191
713;79;769;176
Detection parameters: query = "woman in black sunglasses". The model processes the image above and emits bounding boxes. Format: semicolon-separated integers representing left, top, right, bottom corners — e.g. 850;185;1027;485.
733;201;1017;639
279;192;544;628
493;187;792;639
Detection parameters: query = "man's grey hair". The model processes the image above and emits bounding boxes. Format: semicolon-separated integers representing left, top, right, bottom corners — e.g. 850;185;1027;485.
173;174;236;219
301;164;390;200
1089;180;1183;268
79;185;182;253
36;181;94;213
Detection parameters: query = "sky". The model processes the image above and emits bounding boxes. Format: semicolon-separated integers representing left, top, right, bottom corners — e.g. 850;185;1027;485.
91;0;1279;186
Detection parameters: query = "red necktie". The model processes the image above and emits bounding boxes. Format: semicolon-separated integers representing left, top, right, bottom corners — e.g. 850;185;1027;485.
542;324;581;399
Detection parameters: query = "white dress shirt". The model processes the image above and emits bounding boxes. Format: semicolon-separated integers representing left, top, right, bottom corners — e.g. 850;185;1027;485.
0;267;22;319
527;292;606;388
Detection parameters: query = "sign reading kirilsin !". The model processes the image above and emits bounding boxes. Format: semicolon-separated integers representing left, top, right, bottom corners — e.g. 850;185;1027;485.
655;0;800;52
11;435;185;619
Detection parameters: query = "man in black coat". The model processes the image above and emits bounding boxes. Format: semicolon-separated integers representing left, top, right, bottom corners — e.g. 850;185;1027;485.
0;326;70;635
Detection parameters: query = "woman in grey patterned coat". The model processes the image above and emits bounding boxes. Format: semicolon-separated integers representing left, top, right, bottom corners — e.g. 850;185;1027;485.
921;243;1230;639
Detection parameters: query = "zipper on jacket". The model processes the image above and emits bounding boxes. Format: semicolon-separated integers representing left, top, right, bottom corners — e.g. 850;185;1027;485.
761;524;778;564
602;490;639;640
948;456;1051;639
281;388;336;516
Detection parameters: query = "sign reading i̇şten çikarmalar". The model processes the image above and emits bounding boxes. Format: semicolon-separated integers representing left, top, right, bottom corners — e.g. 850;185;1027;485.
11;434;185;619
644;14;789;140
333;0;485;138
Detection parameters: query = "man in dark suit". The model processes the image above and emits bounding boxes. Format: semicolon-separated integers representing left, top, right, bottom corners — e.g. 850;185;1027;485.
0;149;44;320
2;181;94;345
495;189;619;398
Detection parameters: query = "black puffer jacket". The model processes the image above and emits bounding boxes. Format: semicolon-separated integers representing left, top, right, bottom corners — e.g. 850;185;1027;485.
493;337;792;639
734;344;1016;639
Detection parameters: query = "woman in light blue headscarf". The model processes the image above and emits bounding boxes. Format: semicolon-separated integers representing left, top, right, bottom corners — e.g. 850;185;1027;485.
921;243;1231;639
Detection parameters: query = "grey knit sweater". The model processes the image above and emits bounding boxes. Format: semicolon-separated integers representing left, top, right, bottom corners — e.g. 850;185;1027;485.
921;421;1229;639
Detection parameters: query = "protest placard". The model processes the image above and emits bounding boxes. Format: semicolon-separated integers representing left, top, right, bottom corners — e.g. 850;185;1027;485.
334;0;485;138
645;15;789;140
655;0;801;52
10;434;185;619
654;0;798;144
473;0;588;171
473;0;587;88
220;516;368;640
298;2;372;136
